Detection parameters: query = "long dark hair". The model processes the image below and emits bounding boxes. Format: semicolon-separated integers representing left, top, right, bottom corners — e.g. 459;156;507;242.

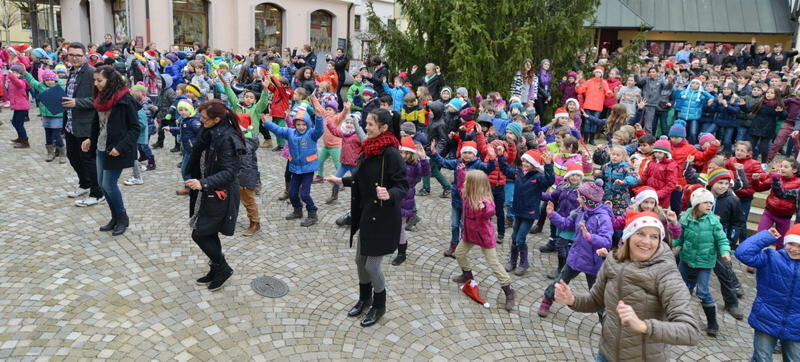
522;58;535;83
371;108;400;140
751;87;784;115
197;99;245;143
295;66;313;81
237;65;253;84
93;65;127;101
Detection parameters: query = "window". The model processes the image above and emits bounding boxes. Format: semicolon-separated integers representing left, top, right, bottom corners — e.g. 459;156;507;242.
173;0;208;48
354;15;361;32
112;0;129;43
20;8;30;30
645;41;686;57
387;19;396;30
254;3;282;50
310;10;333;52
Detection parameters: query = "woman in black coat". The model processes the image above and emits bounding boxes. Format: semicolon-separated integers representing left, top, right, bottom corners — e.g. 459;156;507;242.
81;66;141;236
184;99;246;291
326;109;408;327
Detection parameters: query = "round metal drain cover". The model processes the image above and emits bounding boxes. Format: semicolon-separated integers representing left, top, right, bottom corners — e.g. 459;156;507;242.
251;276;289;298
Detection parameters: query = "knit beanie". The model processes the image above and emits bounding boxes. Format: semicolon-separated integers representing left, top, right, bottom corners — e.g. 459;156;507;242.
400;122;417;137
177;100;196;116
361;87;375;97
185;83;202;98
39;69;57;82
32;48;47;59
9;64;24;74
460;141;478;156
690;188;714;207
440;86;453;97
509;102;524;113
622;211;665;243
506;122;523;139
698;132;716;146
448;98;465;112
652;139;672;157
324;99;339;110
54;64;68;74
456;87;468;97
165;52;179;62
460;106;476;121
291;104;311;123
567;71;578;79
578;182;605;203
784;224;800;245
346;112;362;125
633;187;659;208
707;168;732;187
668;120;687;138
131;82;148;93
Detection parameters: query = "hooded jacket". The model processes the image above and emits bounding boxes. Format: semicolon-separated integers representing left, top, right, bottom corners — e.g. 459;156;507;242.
431;153;495;209
499;158;555;220
550;203;613;275
676;86;714;121
155;74;177;120
640;157;678;209
425;101;449;156
400;159;431;217
673;211;731;269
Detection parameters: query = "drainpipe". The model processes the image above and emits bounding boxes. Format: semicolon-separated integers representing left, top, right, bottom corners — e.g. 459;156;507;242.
347;2;353;55
145;0;151;43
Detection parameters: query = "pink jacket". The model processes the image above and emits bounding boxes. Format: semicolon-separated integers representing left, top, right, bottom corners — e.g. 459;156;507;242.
461;199;497;248
325;121;362;166
312;97;346;148
6;73;30;111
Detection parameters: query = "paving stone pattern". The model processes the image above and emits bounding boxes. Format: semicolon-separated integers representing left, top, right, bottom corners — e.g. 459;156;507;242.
0;109;767;360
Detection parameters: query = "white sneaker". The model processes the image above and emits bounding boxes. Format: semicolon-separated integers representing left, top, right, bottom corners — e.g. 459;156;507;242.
67;187;90;198
75;196;105;207
124;177;143;186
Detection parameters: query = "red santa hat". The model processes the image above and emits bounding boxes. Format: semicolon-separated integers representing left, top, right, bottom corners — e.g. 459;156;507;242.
460;141;478;156
521;149;544;169
144;49;158;60
103;51;116;59
399;136;416;153
553;107;569;119
633;187;659;208
622;210;665;243
10;43;31;55
563;162;584;180
237;113;253;133
593;66;605;75
784;224;800;245
690;77;703;85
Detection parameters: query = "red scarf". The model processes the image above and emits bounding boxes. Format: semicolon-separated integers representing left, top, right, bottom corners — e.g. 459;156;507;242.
94;88;130;112
362;131;399;157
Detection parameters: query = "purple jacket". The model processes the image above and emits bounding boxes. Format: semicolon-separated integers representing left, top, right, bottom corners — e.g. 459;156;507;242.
400;159;431;217
542;182;580;218
549;203;613;275
557;81;577;106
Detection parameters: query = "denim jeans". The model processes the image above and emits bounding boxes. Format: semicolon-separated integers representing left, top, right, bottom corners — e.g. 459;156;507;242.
714;257;741;308
44;128;63;146
718;126;736;153
504;183;515;219
687;119;700;144
740;196;753;223
671;190;684;217
289;172;316;211
545;264;597;300
95;150;125;214
595;352;610;362
180;149;191;181
752;330;800;362
510;217;534;249
737;126;750;141
333;164;357;190
678;261;714;306
700;122;717;135
450;207;463;243
138;143;153;158
11;109;28;140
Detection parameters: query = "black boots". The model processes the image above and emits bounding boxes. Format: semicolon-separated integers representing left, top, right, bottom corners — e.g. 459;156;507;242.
325;187;339;204
196;262;215;285
285;207;303;220
99;213;117;232
360;290;386;327
452;270;474;283
208;260;233;291
300;210;318;227
112;213;129;236
348;283;373;317
335;212;351;226
146;156;156;170
539;238;556;253
703;304;719;337
392;244;407;266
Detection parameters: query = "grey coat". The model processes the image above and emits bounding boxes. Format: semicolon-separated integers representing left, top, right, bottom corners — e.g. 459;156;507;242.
64;63;97;138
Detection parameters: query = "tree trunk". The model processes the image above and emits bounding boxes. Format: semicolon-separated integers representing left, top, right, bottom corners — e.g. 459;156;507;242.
30;8;39;46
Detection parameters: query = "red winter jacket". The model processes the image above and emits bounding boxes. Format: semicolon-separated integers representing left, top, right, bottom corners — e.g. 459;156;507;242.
671;141;719;188
603;78;622;109
725;156;762;199
640;157;678;209
267;76;293;119
752;175;800;217
477;131;516;186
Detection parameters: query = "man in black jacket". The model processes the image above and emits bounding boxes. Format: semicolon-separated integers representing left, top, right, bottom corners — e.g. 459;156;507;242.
61;42;103;207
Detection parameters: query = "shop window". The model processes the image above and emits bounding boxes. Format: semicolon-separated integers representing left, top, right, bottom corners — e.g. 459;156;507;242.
112;0;129;43
354;15;361;32
310;10;333;52
255;3;283;50
173;0;208;48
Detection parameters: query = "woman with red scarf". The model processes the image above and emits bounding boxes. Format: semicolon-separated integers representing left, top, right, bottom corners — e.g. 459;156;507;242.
80;66;141;236
326;108;408;328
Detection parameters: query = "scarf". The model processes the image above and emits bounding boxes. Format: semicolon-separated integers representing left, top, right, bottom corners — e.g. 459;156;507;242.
94;88;129;112
362;131;399;157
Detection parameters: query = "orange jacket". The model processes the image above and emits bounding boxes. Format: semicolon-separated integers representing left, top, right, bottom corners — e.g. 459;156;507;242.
576;77;613;112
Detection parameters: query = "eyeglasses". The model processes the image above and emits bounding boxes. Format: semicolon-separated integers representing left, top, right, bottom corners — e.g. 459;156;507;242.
67;53;84;58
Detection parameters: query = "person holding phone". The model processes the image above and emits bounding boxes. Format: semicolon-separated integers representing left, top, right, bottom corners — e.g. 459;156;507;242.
80;66;141;236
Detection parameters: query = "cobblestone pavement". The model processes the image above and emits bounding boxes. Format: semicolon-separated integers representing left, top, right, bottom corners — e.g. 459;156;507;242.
0;109;765;361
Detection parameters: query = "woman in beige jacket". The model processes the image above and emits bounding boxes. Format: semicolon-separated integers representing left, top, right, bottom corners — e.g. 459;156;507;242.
554;211;701;361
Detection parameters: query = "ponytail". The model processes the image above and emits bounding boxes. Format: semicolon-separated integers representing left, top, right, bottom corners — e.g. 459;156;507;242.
197;99;245;143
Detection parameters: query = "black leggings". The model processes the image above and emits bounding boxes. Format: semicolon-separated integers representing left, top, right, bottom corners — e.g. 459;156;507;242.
751;135;770;163
192;231;224;264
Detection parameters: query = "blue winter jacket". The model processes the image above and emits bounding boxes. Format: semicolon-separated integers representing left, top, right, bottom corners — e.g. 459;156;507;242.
711;96;742;128
165;59;187;90
676;87;714;121
598;161;639;194
168;115;202;153
735;231;800;342
498;157;555;220
549;203;613;275
430;153;495;209
381;83;411;113
266;115;324;174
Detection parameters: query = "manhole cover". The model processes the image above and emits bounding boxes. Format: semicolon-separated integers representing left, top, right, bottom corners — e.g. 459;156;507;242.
251;276;289;298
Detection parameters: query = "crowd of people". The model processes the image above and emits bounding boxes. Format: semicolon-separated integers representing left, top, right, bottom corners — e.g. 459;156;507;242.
1;35;799;360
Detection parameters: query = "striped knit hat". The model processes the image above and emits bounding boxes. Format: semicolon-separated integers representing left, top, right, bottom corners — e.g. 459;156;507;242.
578;182;604;203
668;120;687;138
185;83;201;98
707;168;732;187
652;139;672;157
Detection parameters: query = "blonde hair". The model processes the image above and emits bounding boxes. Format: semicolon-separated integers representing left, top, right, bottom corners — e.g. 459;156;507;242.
610;145;630;163
620;125;636;142
318;81;332;93
416;86;432;101
463;170;492;210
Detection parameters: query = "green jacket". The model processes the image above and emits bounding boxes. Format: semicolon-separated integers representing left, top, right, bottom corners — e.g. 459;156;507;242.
673;211;731;269
224;83;270;138
347;81;366;111
24;73;64;117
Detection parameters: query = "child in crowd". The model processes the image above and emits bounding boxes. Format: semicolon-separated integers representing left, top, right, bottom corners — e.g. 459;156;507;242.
537;108;581;143
23;67;64;162
326;112;364;204
594;145;639;216
538;182;613;317
393;138;430;266
752;158;800;249
7;64;30;148
125;84;157;186
667;120;720;214
639;139;677;209
451;170;517;312
497;149;555;275
673;188;732;337
381;76;411;113
742;87;786;165
165;101;201;195
541;162;583;279
400;93;426;129
266;104;324;227
263;74;294;152
312;97;347;185
615;74;641;116
726;141;767;220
